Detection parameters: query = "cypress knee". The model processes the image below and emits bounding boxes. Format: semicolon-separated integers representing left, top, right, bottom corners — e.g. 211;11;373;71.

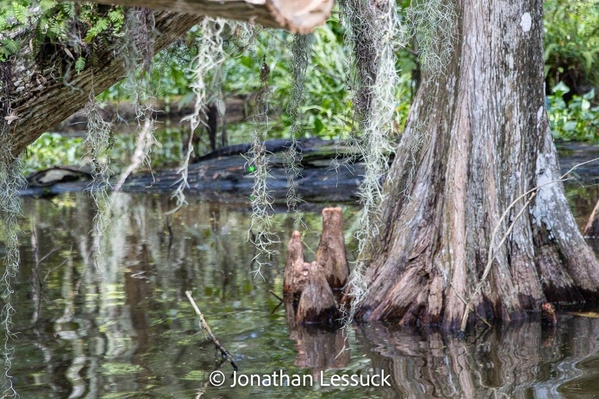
315;207;349;291
296;261;339;324
283;231;308;296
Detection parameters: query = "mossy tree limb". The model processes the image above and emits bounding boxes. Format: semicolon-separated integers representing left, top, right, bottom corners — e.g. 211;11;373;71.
5;11;201;158
73;0;333;34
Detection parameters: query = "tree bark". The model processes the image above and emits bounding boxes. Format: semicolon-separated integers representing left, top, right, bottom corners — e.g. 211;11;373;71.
315;207;349;291
354;0;599;330
296;261;339;324
283;230;308;296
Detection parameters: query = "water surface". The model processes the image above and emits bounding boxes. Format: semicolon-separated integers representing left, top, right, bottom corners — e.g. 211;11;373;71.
5;191;599;398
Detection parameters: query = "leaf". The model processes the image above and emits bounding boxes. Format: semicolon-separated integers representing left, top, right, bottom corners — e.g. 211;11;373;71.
11;2;28;24
84;18;109;42
563;121;578;131
552;81;571;96
0;39;19;56
583;88;596;101
314;118;324;134
75;57;86;73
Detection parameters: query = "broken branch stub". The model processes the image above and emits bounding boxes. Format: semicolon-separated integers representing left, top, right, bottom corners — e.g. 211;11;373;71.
584;198;599;237
267;0;335;34
315;207;349;291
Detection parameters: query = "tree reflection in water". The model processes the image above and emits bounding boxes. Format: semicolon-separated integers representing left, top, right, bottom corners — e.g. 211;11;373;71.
353;318;599;398
6;192;599;398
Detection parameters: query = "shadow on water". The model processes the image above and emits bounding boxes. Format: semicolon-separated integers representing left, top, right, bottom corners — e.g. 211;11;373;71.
6;189;599;398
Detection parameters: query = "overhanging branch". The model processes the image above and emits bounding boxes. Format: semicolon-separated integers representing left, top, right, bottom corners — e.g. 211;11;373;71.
73;0;334;34
5;1;333;157
7;12;202;157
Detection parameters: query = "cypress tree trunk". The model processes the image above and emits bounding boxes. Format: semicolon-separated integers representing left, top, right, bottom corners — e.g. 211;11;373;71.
355;0;599;330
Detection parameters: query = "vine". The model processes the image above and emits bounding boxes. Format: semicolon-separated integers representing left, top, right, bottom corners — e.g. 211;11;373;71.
0;152;23;399
0;58;23;397
407;0;457;75
83;98;114;267
113;8;159;191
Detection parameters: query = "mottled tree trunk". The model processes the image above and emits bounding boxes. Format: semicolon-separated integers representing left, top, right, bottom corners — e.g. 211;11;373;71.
355;0;599;330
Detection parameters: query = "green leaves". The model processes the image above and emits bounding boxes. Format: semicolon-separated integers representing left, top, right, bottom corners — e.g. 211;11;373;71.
544;0;599;89
74;57;86;73
11;2;29;24
548;84;599;142
0;39;19;61
84;17;109;42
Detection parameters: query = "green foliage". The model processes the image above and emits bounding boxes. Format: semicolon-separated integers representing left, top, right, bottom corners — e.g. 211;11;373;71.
23;133;84;173
0;1;124;67
544;0;599;90
74;56;85;73
547;82;599;141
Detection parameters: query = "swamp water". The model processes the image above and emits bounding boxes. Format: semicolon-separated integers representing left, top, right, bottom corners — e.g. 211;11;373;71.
4;185;599;398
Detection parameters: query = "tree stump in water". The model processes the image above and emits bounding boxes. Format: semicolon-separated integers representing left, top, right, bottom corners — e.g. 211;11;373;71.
283;207;348;324
283;231;309;296
315;207;349;291
296;261;339;324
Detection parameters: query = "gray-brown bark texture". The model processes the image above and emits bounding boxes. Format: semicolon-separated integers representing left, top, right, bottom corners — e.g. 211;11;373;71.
355;0;599;330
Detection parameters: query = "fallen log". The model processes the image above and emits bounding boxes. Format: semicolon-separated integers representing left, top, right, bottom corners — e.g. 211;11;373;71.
20;138;366;202
50;96;248;136
26;166;92;187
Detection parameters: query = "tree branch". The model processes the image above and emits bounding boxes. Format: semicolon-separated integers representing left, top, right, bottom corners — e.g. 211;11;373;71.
73;0;333;34
7;11;200;157
5;0;332;157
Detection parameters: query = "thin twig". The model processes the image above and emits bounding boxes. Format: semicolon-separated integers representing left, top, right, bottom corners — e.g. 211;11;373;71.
185;290;238;371
269;290;283;303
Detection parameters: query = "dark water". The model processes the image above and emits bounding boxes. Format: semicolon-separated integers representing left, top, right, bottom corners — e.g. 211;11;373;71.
4;187;599;398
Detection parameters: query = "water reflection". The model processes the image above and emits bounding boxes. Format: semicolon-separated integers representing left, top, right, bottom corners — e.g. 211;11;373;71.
6;192;599;398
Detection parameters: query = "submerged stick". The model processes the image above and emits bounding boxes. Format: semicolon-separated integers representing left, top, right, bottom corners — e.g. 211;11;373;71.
185;290;238;371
